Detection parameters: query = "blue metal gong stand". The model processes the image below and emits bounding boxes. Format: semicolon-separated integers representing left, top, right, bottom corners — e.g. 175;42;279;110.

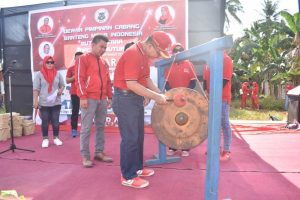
145;35;233;200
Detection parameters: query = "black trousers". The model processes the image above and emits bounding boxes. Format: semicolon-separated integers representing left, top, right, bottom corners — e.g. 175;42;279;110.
71;94;80;130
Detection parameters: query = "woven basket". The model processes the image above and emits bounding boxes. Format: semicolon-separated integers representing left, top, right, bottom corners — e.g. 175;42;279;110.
23;119;34;125
23;121;35;136
9;115;23;128
0;120;9;129
0;113;10;129
0;113;10;119
0;128;10;141
13;126;23;137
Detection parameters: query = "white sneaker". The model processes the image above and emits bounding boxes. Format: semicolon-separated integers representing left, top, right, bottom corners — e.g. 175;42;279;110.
167;149;176;156
42;139;49;148
181;150;190;157
53;138;63;146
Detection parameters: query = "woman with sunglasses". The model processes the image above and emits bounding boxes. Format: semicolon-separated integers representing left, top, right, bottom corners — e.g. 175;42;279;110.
33;56;65;148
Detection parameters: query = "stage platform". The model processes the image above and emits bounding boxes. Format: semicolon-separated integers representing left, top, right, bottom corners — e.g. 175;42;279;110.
0;122;300;200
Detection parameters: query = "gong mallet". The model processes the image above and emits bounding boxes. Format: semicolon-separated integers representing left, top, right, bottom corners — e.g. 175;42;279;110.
166;93;186;107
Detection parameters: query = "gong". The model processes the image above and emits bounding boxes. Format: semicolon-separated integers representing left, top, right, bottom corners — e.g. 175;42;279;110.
151;87;208;150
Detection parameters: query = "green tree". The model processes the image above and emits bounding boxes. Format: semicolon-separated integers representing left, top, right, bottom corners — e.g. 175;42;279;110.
230;0;293;98
224;0;244;31
280;11;300;84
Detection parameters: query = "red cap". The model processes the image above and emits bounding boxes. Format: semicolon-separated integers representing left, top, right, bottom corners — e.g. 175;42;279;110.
151;31;172;58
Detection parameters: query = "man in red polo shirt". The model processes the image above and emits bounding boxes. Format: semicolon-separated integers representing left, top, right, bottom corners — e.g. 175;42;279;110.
164;43;197;157
112;31;171;189
203;51;233;161
66;51;83;137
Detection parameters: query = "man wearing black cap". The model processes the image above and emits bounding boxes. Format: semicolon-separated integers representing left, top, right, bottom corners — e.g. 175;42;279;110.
113;31;172;188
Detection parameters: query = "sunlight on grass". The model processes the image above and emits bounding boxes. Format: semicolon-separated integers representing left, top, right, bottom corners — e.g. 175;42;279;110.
229;98;287;121
230;107;287;121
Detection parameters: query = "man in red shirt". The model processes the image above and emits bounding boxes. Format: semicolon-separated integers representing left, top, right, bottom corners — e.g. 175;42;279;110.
112;31;171;188
75;35;113;167
66;51;83;137
240;82;249;109
251;82;259;110
164;43;197;157
203;52;233;161
39;17;52;34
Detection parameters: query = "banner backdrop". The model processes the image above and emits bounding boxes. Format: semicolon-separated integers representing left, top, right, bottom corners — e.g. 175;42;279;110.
29;0;187;126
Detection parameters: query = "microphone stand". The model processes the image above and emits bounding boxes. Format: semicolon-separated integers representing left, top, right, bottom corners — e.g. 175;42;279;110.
0;64;34;154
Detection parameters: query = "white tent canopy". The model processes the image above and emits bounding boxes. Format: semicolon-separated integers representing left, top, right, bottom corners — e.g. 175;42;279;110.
0;0;60;8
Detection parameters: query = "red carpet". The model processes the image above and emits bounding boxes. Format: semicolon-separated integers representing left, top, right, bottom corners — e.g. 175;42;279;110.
231;123;298;135
0;122;300;200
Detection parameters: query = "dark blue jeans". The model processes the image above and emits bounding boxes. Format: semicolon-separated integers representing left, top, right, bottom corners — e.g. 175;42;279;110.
284;95;289;111
112;89;144;180
71;95;80;130
221;101;232;152
40;105;61;138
